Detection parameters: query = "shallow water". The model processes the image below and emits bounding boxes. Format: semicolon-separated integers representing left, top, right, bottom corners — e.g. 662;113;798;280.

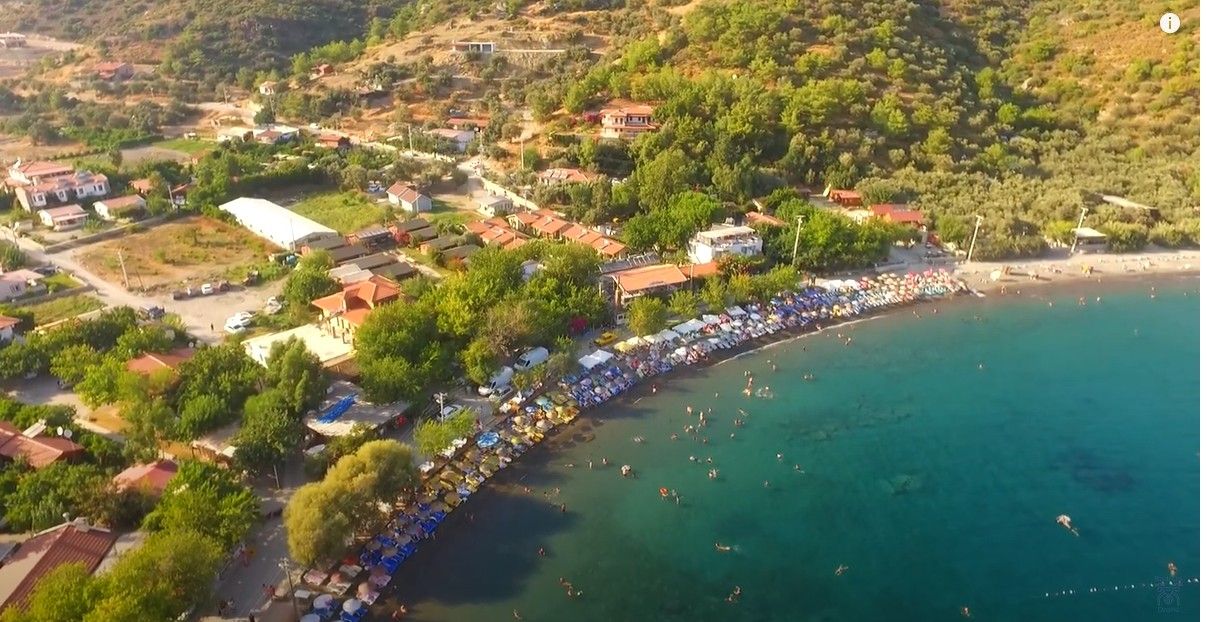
382;280;1200;621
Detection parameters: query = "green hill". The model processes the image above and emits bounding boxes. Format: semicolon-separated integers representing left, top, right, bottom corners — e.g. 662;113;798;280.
0;0;406;79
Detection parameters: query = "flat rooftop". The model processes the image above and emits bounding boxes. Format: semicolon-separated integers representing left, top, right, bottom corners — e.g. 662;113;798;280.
242;324;354;368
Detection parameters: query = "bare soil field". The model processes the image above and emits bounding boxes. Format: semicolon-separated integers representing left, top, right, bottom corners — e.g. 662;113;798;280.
76;216;275;290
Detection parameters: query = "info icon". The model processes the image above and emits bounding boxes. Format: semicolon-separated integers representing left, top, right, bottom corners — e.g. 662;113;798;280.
1160;13;1180;34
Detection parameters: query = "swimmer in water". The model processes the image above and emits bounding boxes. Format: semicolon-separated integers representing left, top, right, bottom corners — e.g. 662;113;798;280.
714;542;732;552
794;464;802;472
835;565;848;576
776;453;783;461
763;480;770;488
726;586;742;603
1169;562;1178;577
961;606;971;618
670;433;679;441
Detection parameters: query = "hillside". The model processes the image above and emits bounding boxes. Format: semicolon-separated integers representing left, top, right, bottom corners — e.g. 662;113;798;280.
0;0;406;79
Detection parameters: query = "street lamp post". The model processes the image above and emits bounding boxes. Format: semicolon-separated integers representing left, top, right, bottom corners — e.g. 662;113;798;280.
434;392;448;412
1069;207;1090;254
965;215;985;262
279;558;299;621
790;214;806;267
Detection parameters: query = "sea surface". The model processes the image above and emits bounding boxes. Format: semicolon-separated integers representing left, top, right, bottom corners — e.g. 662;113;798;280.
382;279;1200;622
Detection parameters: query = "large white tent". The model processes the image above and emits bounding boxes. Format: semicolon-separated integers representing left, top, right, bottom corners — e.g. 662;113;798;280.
219;197;336;249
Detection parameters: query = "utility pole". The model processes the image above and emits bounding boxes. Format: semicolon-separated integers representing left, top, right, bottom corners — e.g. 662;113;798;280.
407;124;414;152
965;215;985;262
790;214;806;267
1069;206;1089;254
434;392;448;413
116;249;129;288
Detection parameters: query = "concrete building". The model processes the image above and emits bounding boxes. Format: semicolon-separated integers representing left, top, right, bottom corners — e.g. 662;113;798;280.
242;324;354;369
476;195;514;217
218;197;336;250
0;521;117;612
5;161;109;212
1072;227;1108;253
0;270;44;302
36;204;88;230
600;104;656;140
687;225;763;265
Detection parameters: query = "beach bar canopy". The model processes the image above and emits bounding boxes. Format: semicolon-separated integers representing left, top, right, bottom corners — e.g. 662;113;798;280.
674;319;706;335
726;306;747;316
657;329;680;343
701;314;722;325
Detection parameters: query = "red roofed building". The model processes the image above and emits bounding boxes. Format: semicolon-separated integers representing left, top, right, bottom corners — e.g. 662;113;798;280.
827;189;862;207
112;459;178;496
125;347;196;376
316;134;352;151
312;276;401;340
386;183;431;213
745;211;787;227
608;263;689;305
600;103;656;140
869;204;926;227
6;161;109;212
0;521;117;612
0;422;85;469
0;315;20;342
93;61;133;80
446;117;490;131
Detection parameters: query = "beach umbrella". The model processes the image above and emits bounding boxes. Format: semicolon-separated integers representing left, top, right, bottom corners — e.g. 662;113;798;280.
313;594;334;610
358;582;375;597
343;598;364;614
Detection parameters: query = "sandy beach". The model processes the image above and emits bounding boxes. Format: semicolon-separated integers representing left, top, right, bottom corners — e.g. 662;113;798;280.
955;249;1199;293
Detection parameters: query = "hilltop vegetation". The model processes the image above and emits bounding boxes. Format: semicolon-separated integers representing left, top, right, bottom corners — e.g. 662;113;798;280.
0;0;406;79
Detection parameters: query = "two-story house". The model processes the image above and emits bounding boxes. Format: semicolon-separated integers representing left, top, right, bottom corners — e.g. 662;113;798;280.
687;225;764;265
600;104;656;140
311;276;402;342
6;160;109;212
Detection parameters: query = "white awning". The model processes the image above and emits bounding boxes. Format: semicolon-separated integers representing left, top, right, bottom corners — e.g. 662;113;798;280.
591;349;614;363
726;306;747;316
658;329;680;342
674;319;706;335
643;333;664;344
578;354;601;369
701;314;722;325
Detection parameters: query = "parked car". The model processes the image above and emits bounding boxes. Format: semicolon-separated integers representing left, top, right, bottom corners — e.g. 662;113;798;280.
264;297;283;315
514;347;549;371
217;280;231;292
224;314;253;333
593;331;618;347
138;304;165;320
32;265;58;276
200;283;215;296
477;366;515;396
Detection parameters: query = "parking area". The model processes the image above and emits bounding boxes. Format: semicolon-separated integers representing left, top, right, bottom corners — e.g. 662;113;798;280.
149;279;286;339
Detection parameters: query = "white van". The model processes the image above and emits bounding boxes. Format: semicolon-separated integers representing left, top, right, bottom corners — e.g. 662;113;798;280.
477;366;515;396
514;347;549;371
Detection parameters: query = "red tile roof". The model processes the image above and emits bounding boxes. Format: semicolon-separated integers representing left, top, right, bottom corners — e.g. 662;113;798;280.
613;263;689;294
98;195;145;210
531;215;572;237
745;211;787;227
869;204;926;225
0;522;116;611
312;276;401;326
113;459;178;495
680;261;719;279
0;315;20;330
37;204;86;220
0;422;85;469
11;161;73;179
125;347;195;376
386;183;424;204
129;178;154;194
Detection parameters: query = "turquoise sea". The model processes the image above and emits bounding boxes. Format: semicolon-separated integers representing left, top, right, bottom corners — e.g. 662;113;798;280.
380;278;1200;621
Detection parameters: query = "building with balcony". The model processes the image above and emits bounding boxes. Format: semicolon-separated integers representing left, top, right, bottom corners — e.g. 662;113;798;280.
599;104;656;140
5;161;109;212
687;225;763;265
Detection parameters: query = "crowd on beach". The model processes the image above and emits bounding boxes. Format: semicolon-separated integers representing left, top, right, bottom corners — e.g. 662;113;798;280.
286;270;968;620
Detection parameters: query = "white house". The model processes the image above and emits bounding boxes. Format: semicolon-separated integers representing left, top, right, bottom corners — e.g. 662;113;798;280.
386;182;432;213
37;204;88;231
6;161;109;211
258;81;279;96
0;315;19;342
429;128;476;153
476;195;514;217
0;270;44;302
218;197;336;249
94;195;146;221
687;225;763;265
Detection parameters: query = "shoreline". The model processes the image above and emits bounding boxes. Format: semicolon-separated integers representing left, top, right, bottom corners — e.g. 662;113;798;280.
954;248;1199;295
372;266;1194;617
